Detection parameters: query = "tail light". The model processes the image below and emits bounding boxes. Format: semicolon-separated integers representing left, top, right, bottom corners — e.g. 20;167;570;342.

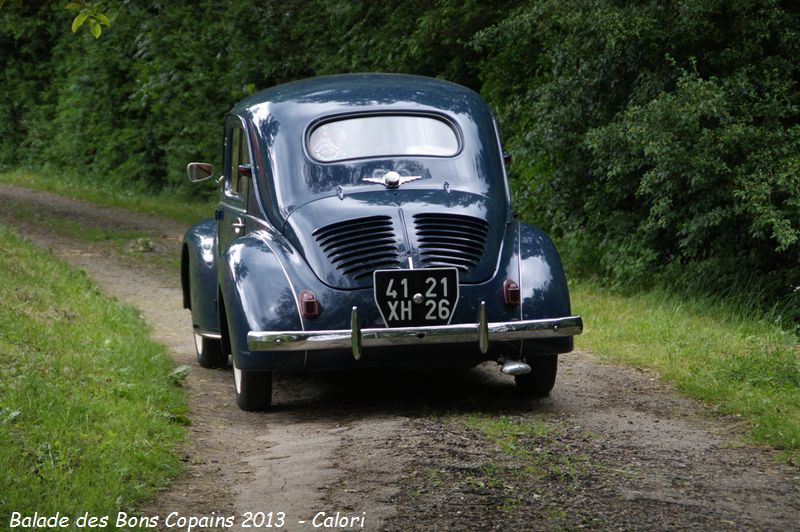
299;290;321;318
503;279;520;306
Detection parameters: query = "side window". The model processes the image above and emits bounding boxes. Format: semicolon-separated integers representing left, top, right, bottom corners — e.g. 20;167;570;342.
238;129;250;200
228;126;242;196
226;121;251;201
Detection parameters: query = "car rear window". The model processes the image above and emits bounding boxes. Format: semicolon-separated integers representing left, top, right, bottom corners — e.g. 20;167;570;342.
307;115;460;162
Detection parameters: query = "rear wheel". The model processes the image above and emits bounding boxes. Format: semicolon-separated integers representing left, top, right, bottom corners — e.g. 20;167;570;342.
233;360;273;411
194;332;227;368
515;354;558;396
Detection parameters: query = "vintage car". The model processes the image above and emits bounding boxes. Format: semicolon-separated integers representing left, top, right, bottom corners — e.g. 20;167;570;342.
181;74;582;411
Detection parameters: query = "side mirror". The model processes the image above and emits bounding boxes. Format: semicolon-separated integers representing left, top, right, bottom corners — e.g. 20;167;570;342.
187;162;214;182
503;152;512;166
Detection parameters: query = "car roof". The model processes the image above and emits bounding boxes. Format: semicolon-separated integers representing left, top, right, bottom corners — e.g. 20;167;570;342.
232;73;482;116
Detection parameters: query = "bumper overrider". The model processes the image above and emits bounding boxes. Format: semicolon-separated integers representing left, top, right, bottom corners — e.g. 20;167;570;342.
247;301;583;361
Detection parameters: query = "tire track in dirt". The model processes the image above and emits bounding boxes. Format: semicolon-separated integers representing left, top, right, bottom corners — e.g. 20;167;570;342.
2;184;798;531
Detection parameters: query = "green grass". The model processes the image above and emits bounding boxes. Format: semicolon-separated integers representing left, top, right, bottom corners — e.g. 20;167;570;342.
572;281;800;455
453;413;588;519
461;414;587;481
0;224;186;519
463;414;550;461
0;169;214;225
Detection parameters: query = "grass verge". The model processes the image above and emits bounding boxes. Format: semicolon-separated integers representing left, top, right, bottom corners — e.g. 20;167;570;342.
0;223;186;518
571;281;800;457
0;169;214;225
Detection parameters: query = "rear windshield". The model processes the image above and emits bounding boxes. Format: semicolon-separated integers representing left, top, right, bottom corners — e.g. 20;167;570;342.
307;115;460;162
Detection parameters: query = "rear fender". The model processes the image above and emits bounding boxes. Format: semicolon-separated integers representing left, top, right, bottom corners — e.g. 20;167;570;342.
182;219;219;334
218;229;306;371
517;222;574;356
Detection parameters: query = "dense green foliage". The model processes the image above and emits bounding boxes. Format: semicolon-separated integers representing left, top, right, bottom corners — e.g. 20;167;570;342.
0;223;185;516
480;0;799;320
1;0;797;317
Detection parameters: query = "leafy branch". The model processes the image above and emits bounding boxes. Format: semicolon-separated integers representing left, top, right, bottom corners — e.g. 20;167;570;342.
65;1;110;39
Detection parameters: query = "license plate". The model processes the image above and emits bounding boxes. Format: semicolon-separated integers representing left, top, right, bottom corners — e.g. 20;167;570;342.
373;268;459;327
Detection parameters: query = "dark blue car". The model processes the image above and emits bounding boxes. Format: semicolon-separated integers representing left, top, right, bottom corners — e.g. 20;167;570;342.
181;74;582;411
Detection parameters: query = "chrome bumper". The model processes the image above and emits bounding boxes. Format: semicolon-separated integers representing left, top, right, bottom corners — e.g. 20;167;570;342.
247;302;582;361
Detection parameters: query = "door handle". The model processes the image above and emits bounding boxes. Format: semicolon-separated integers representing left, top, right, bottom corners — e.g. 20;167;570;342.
232;217;245;235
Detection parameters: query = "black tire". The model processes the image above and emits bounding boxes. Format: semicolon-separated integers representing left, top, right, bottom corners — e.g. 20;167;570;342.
233;361;273;411
194;332;227;368
515;354;558;396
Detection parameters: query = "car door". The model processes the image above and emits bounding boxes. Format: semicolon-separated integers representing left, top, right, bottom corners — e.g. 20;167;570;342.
218;116;253;255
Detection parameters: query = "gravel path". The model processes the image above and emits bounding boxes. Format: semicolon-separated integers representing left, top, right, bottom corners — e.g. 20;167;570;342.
1;184;798;531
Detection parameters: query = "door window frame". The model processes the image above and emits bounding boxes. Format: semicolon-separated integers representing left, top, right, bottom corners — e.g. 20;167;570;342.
222;115;253;210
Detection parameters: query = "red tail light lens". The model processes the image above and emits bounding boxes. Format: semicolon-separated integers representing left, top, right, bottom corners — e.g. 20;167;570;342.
503;279;520;306
299;290;321;318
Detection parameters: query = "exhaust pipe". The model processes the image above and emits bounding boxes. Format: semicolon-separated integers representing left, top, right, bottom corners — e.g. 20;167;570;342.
500;358;531;376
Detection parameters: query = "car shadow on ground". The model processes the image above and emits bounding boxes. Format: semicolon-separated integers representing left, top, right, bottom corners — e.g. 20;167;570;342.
260;363;555;420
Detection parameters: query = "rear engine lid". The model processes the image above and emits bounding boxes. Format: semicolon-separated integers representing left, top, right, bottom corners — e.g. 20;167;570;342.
283;189;504;290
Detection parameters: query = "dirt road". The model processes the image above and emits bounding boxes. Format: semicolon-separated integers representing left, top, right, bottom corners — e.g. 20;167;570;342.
1;184;798;531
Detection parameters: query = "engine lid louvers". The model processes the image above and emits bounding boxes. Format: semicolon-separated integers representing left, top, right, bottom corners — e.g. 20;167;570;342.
313;215;402;280
413;213;489;272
